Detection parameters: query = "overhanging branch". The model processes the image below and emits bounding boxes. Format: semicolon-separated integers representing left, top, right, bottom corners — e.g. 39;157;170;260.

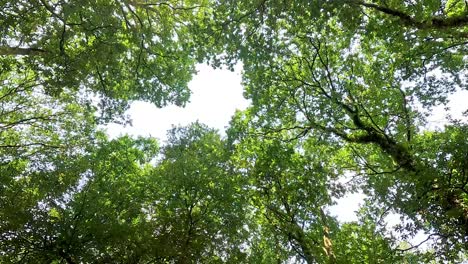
0;46;47;56
353;0;468;30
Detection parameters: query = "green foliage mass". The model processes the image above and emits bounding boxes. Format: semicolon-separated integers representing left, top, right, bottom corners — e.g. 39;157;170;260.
0;0;210;121
1;0;467;263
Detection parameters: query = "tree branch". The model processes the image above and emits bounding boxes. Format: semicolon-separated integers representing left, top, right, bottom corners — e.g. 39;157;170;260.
0;46;47;56
353;1;468;30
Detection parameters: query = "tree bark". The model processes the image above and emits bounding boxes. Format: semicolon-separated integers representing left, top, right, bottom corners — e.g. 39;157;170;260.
353;1;468;30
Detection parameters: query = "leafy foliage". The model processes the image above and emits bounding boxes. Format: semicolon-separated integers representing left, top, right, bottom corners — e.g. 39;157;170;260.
143;123;250;263
0;0;209;120
1;0;467;263
201;0;467;261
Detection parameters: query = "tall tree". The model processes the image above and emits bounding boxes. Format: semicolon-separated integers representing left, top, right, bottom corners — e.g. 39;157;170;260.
143;123;250;263
1;121;255;263
228;111;414;264
201;0;468;260
0;0;209;120
0;68;99;263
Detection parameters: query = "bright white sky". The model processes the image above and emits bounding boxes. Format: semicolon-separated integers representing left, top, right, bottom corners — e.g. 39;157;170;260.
106;64;467;226
106;63;249;142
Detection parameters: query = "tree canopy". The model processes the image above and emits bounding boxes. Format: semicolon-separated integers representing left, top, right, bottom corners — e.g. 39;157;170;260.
0;0;210;120
1;0;467;263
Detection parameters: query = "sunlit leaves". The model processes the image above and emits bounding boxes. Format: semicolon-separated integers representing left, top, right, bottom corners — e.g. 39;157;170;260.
202;0;468;260
0;0;210;120
1;0;467;262
145;123;249;262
